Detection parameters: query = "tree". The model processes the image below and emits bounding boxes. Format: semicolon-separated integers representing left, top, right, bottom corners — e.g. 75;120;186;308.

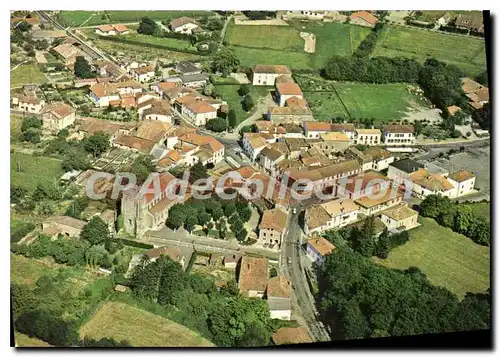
211;47;240;75
137;17;157;35
189;161;209;184
414;121;424;136
238;84;250;96
16;21;32;32
21;128;41;143
236;228;247;242
228;109;237;129
224;202;236;217
131;155;155;183
205;117;228;132
21;116;42;132
61;148;91;172
81;216;110;246
374;228;391;259
203;83;215;96
419;195;451;219
11;186;26;204
241;95;254;112
475;70;489;86
237;321;270;347
74;56;93;78
83;132;110;158
166;204;188;230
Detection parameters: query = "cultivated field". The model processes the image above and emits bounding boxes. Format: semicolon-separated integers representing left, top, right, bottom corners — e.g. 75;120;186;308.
227;22;371;70
374;217;490;299
10;63;47;88
57;10;212;27
79;302;215;347
10;153;64;193
372;25;487;76
14;332;52;347
303;81;427;122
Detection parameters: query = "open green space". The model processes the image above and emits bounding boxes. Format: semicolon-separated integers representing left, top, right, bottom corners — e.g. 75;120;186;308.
57;10;213;27
228;22;371;70
215;84;271;125
118;32;197;52
79;301;215;347
302;80;427;122
10;63;47;89
372;25;487;76
373;217;490;299
463;201;490;222
11;153;64;193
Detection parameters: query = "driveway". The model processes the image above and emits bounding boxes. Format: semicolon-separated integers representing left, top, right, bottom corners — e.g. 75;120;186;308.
233;92;275;134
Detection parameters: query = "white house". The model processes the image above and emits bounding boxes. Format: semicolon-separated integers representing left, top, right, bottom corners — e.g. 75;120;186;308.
387;158;424;185
302;121;331;139
267;276;292;320
383;125;416;146
252;64;292;86
15;93;46;113
175;96;217;126
276;82;303;107
355;128;381;146
170;17;199;35
380;203;419;232
408;168;455;199
131;65;155;83
41;103;76;135
363;147;395;171
304;199;359;236
258;146;285;176
306;237;336;266
142;100;172;123
242;133;268;162
447;170;476;198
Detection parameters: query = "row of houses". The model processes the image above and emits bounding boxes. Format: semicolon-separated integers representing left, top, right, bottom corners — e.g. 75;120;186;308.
278;10;379;28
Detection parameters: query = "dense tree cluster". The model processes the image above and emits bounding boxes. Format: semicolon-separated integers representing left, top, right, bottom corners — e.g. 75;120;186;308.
353;22;385;57
211;47;240;76
316;246;491;340
137;17;158;35
130;154;156;184
19;116;42;143
472;102;490;130
130;255;275;346
74;56;94;79
205;117;228;132
419;195;490;246
242;11;276;20
83;131;110;158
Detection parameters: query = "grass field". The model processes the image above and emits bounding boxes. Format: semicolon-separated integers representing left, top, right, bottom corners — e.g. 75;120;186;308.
11;153;64;193
227;22;371;70
14;332;52;347
304;82;427;122
10;63;47;89
11;254;54;286
464;201;490;222
80;302;215;347
57;10;212;27
215;85;271;125
372;25;487;76
373;217;490;299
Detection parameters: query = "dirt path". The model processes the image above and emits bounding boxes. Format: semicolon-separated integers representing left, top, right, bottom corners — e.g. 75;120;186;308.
233;92;275;134
300;32;316;53
233;17;289;26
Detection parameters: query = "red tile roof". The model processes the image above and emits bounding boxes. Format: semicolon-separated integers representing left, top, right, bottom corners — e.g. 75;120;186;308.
276;82;303;96
350;11;379;25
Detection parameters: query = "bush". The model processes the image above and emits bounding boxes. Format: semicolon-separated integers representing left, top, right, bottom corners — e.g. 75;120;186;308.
11;222;36;243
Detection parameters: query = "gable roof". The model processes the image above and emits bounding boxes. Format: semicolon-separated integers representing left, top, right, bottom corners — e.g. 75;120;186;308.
384;124;414;134
260;146;285;161
390;158;423;174
350;10;379;25
43;216;86;230
305;205;331;230
303;121;331;132
267;276;292;298
276;82;303;96
252;64;291;74
448;170;475;182
238;256;268;294
259;208;288;233
134;120;172;143
170;16;197;29
43;103;75;118
307;237;335;256
321;199;359;217
409;169;454;192
382;204;418;221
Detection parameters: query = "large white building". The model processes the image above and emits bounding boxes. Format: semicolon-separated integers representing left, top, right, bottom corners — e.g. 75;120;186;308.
252;64;292;86
383;125;416;146
304;199;359;236
355;128;381;146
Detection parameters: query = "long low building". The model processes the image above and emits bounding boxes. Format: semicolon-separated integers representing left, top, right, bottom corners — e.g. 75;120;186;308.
304;199;359;235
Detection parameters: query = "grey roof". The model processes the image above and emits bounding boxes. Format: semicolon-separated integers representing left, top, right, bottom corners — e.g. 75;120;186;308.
176;62;201;74
150;146;169;160
418;160;449;176
268;297;291;311
179;74;209;83
390;158;424;174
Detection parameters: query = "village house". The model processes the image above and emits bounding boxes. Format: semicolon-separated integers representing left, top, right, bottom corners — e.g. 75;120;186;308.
41;103;76;135
302;121;331;139
355;128;381;146
75;117;137;143
448;170;476;198
350;10;379;28
74;78;98;88
13;91;46;113
336;170;392;200
121;172;189;236
462;77;489;110
280;10;325;20
176;74;209;88
238;256;269;298
170;16;199;34
304;199;359;235
151;81;179;96
95;24;129;36
266;276;292;320
145;246;186;269
258;146;286;176
175;132;225;166
275;81;303;107
142;99;173;123
130;65;155;83
223;254;240;269
330;123;356;142
306;237;336;265
383;125;416;146
242;133;268;162
354;188;404;216
437;12;454;26
175;62;202;76
363;147;395;171
252;64;292;86
113;120;172;154
455;12;484;33
175;95;218;126
278;123;305;139
380;203;419;233
347;147;374;172
52;43;88;67
267;106;314;123
408;168;455;199
88;83;121;107
387;158;425;185
314;132;351;156
258;208;288;248
42;216;87;239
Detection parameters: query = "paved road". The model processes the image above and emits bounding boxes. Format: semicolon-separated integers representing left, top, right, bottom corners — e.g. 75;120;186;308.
219;15;232;47
413;139;490;161
281;208;331;342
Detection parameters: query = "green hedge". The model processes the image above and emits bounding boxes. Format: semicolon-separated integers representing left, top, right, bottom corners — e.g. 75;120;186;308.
114;238;153;249
96;36;209;56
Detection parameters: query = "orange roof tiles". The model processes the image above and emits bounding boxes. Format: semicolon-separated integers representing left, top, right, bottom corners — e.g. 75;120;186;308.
238;256;268;295
267;276;292;298
307;237;336;256
276;82;303;96
259;208;288;233
350;10;379;25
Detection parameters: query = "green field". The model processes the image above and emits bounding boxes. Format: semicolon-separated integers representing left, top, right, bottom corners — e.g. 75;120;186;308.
374;217;490;299
215;85;271;125
304;82;427;122
10;63;47;88
464;201;490;222
372;25;487;76
80;302;215;347
11;153;64;193
227;22;371;70
57;10;213;27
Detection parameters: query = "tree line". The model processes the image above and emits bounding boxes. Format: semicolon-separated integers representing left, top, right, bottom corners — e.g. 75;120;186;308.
419;195;490;246
316;246;490;340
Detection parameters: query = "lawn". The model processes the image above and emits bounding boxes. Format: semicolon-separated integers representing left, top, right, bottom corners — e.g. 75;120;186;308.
11;153;64;193
14;332;52;347
303;81;427;122
11;254;54;286
373;217;490;299
79;302;215;347
372;25;487;76
57;10;213;27
215;84;271;125
226;24;303;51
10;63;47;89
229;22;371;70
